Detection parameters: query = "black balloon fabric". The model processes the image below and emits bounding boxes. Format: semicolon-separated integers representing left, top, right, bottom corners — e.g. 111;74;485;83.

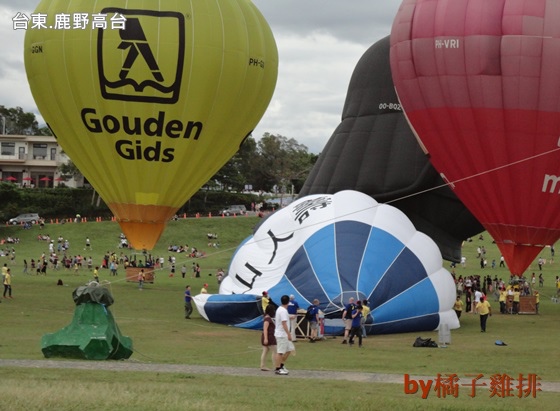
299;36;483;262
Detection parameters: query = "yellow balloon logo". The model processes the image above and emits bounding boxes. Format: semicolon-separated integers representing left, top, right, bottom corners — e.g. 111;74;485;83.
24;0;278;249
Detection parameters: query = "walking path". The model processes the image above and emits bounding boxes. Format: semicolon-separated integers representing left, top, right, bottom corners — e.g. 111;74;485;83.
1;359;560;393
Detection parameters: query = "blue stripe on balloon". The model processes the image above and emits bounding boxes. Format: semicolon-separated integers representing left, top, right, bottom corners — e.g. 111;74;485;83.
372;276;438;322
358;227;405;297
233;316;266;330
335;221;371;294
270;275;314;308
282;225;337;307
369;247;428;308
372;314;439;335
304;224;341;305
283;247;328;305
323;314;439;335
204;294;261;326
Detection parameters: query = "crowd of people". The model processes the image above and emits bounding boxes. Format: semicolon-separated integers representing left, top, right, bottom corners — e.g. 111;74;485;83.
451;270;543;332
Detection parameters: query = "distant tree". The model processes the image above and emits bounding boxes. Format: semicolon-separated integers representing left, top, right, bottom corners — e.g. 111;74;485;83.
206;133;316;194
58;160;83;180
0;105;46;135
38;125;53;136
251;133;316;194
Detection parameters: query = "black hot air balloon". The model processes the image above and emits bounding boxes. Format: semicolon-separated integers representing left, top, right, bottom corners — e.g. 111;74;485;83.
299;35;483;262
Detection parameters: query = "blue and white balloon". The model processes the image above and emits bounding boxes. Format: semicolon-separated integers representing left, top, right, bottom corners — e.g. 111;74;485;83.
194;190;459;334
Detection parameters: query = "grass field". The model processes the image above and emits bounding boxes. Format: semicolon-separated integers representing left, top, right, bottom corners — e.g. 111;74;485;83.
1;217;559;410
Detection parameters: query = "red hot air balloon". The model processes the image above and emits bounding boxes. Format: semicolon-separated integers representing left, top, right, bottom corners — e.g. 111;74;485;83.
390;0;560;275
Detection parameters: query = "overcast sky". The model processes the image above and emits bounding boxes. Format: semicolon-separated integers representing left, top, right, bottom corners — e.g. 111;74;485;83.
0;0;402;153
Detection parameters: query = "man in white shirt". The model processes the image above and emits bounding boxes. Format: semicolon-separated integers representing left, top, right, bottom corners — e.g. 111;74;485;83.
274;295;295;375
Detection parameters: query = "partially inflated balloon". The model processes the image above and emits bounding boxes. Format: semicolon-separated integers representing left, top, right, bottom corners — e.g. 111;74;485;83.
24;0;278;249
195;191;459;335
391;0;560;274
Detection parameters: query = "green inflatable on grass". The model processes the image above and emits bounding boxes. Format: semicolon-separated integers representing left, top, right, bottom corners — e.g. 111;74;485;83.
41;284;133;360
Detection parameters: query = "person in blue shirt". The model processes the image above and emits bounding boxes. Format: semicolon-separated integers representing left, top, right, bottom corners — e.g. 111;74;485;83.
348;305;363;347
287;294;300;340
308;299;320;342
184;285;193;319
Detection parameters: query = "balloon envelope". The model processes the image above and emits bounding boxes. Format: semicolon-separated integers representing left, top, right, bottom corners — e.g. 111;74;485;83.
299;35;483;262
24;0;278;249
390;0;560;274
196;191;459;335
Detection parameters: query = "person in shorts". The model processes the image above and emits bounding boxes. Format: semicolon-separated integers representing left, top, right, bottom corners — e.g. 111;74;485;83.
341;297;356;344
274;295;295;375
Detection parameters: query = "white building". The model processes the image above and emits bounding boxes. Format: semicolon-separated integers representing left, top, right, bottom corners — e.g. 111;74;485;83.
0;134;82;188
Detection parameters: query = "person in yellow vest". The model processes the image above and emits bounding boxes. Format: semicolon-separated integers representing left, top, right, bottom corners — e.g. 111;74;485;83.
3;268;12;299
453;295;464;320
476;296;492;332
261;291;270;311
499;288;507;314
534;290;540;314
361;299;371;337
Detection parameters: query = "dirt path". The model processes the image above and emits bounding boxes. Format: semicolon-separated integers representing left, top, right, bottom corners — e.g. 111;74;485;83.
1;359;560;393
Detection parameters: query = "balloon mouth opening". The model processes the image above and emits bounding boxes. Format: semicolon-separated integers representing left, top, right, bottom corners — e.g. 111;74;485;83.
109;203;178;250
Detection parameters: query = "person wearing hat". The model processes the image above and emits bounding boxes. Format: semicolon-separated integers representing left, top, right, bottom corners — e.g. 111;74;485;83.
201;283;208;294
261;291;270;311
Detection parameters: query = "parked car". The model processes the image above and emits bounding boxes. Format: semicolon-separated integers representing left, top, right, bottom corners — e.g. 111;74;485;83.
8;213;41;225
218;205;247;216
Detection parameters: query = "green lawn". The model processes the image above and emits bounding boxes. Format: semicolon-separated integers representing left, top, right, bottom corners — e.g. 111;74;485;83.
1;218;559;410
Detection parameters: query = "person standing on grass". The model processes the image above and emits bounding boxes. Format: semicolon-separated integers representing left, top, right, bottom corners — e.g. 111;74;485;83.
348;305;363;347
287;294;299;341
341;297;356;344
260;304;277;371
361;299;371;338
3;268;12;299
274;295;294;375
476;296;492;332
138;269;145;290
308;299;320;342
453;295;464;320
184;285;193;319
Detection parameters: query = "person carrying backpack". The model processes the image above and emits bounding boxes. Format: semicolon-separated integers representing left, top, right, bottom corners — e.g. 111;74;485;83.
306;299;320;342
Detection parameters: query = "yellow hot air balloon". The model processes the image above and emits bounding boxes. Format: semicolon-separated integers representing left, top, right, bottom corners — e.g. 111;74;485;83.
24;0;278;250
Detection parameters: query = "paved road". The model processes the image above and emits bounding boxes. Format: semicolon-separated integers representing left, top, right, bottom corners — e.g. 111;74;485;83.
1;359;560;393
